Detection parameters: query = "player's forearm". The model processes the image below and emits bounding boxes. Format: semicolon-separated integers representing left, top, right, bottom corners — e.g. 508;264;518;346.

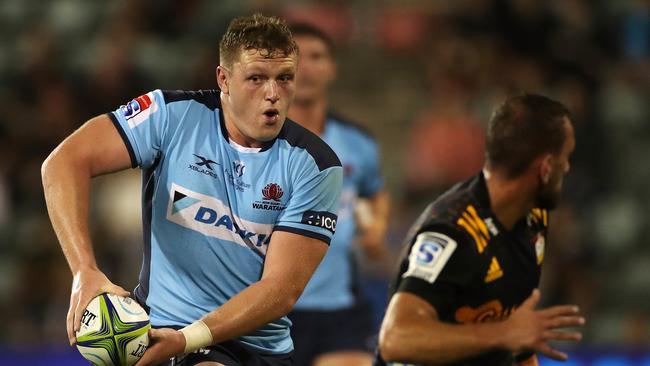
42;146;98;273
358;190;390;260
371;190;390;224
199;276;298;345
379;319;505;365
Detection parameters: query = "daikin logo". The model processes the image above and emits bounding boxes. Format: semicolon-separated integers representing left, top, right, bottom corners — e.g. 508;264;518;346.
167;183;273;252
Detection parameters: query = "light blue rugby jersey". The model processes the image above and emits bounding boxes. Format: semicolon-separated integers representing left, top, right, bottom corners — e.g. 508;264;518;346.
294;112;384;310
108;89;342;354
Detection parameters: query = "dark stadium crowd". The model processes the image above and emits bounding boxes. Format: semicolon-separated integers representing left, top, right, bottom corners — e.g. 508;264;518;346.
0;0;648;354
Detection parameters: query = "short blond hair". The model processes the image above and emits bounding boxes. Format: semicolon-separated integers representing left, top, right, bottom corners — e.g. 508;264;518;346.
219;14;298;67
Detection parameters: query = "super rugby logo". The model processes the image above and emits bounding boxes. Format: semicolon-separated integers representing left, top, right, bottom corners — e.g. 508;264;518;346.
252;183;286;211
120;92;158;128
402;232;457;284
167;183;273;253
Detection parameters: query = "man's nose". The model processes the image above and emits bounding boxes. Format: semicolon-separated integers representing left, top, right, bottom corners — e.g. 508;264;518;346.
265;81;279;103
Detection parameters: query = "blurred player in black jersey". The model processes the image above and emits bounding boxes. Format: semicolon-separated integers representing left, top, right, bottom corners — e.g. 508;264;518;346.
375;94;584;366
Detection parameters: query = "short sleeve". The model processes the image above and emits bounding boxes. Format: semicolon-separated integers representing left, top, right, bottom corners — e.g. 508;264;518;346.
108;89;168;169
359;139;384;198
274;166;343;245
396;226;474;315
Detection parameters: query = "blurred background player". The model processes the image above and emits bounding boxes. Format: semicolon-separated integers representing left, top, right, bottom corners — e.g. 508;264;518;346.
376;94;584;366
287;23;390;366
42;14;342;366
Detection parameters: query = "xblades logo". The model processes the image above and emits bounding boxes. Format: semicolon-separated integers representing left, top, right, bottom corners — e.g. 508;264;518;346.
193;154;219;170
189;153;220;179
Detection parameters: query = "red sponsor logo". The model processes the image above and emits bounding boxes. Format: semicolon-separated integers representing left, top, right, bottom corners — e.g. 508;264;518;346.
262;183;283;202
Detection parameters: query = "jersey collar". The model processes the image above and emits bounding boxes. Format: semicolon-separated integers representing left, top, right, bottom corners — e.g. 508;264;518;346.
472;172;507;237
217;108;277;152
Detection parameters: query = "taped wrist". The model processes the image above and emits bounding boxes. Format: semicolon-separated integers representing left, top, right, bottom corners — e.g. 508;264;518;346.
179;320;213;353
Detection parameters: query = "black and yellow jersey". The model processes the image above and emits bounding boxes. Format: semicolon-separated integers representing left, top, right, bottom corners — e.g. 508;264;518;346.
380;173;548;366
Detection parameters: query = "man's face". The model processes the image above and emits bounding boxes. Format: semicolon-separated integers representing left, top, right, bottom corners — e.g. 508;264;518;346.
294;35;336;103
219;48;298;143
536;117;575;209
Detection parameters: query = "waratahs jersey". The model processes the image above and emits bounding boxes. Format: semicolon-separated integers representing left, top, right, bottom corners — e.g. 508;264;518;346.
109;89;342;354
294;113;384;310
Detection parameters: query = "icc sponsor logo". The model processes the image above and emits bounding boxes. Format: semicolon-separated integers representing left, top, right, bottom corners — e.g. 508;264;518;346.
301;210;337;233
233;160;246;177
253;183;286;211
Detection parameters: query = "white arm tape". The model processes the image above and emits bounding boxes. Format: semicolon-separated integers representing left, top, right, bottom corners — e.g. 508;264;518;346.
179;320;214;353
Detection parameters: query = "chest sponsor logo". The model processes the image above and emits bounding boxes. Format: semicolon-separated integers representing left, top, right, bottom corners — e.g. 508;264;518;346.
252;183;286;211
402;232;457;283
301;210;337;233
188;153;220;179
455;300;516;324
120;92;158;128
167;183;273;254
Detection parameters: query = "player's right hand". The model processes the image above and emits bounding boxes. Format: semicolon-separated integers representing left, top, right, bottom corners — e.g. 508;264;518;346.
501;289;585;361
67;267;130;345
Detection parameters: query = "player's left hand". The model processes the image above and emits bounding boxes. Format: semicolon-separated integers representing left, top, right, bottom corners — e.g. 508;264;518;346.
134;328;186;366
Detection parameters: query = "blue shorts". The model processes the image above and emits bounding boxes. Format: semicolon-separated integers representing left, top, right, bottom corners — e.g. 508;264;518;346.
289;301;376;365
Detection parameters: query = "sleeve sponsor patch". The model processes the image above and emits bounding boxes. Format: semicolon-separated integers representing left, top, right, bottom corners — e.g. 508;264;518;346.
301;210;337;233
402;232;457;283
120;92;158;128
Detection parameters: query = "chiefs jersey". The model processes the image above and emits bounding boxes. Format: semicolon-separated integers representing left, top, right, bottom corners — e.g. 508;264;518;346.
381;172;548;366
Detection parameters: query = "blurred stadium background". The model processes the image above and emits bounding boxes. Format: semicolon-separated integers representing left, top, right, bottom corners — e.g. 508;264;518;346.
0;0;648;365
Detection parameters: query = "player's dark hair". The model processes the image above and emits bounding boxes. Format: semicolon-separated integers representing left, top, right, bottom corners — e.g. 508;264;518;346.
485;94;571;178
219;14;298;67
289;22;334;54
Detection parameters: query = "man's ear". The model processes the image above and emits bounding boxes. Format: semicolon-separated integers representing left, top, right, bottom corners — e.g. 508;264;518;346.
539;154;553;184
217;66;229;94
